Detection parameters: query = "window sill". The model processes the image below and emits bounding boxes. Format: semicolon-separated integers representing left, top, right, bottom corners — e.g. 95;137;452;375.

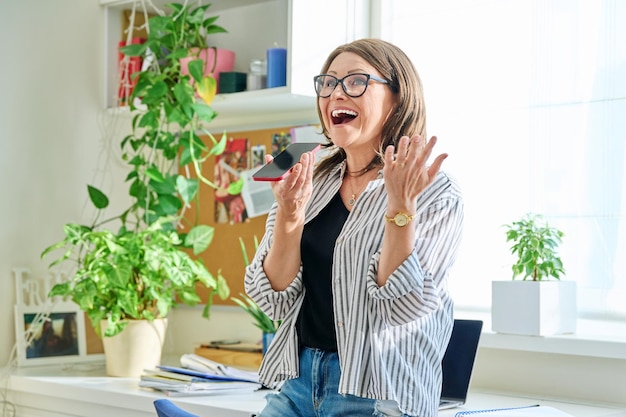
455;309;626;360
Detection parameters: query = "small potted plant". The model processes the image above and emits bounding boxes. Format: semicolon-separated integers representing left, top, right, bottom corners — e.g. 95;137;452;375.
505;213;565;281
41;2;235;377
231;237;281;354
491;213;576;336
231;294;281;354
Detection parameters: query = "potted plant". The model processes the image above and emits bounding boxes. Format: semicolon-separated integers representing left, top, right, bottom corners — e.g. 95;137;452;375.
41;2;235;377
491;213;576;336
231;237;281;354
231;294;280;355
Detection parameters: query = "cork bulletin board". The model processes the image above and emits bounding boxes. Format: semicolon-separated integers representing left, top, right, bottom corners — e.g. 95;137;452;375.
190;124;322;306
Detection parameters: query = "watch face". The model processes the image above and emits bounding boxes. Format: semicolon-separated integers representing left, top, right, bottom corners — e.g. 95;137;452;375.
394;213;409;226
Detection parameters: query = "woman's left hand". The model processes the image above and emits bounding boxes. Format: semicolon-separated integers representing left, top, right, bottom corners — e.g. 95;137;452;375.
382;135;448;213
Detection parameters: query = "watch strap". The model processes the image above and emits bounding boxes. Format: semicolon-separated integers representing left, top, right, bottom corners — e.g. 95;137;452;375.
384;211;416;226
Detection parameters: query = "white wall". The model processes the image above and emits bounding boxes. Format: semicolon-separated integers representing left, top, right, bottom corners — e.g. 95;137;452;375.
0;0;624;409
0;0;263;370
0;0;104;365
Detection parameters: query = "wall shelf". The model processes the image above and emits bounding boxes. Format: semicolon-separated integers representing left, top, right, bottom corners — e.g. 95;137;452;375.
106;88;318;132
101;0;369;130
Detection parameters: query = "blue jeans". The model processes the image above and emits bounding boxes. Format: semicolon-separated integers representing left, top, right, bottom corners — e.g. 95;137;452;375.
257;347;410;417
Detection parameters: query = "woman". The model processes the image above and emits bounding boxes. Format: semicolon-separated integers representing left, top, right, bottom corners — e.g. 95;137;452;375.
245;38;464;417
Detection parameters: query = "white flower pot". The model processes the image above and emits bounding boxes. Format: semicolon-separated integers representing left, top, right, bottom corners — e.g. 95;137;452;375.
100;318;167;377
491;281;576;336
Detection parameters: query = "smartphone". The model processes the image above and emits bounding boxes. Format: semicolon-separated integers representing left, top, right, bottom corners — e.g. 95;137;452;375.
252;142;321;181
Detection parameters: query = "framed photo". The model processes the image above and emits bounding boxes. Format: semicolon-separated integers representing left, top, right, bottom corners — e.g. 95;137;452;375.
12;267;104;366
14;303;87;366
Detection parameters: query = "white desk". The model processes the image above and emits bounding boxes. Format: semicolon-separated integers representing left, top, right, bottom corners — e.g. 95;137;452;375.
6;363;626;417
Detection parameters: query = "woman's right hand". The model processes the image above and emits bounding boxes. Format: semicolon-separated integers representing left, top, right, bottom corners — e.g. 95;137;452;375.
262;151;315;291
267;151;315;220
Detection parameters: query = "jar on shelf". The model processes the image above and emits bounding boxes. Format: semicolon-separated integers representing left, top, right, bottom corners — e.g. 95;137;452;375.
247;59;267;91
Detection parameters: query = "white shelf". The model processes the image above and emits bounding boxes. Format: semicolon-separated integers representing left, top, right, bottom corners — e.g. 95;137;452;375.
106;87;318;132
455;309;626;360
99;0;271;9
101;0;369;130
208;88;317;130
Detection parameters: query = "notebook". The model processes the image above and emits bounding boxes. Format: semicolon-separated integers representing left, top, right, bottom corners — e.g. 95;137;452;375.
454;405;574;416
439;319;484;410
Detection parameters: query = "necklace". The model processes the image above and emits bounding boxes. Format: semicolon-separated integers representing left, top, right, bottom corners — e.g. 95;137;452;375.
346;166;372;178
347;177;369;206
345;160;381;206
345;155;383;178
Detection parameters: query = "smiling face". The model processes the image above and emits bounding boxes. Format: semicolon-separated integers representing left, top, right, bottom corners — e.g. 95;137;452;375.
318;52;396;156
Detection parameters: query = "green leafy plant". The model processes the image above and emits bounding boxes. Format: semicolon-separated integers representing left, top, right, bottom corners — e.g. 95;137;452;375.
43;217;229;337
504;213;565;281
231;237;281;334
231;294;280;334
117;1;237;229
41;2;235;338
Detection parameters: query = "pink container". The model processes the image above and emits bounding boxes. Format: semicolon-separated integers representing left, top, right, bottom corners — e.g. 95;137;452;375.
180;48;236;93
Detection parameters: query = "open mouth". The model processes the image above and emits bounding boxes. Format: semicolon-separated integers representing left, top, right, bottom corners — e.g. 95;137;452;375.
331;109;358;125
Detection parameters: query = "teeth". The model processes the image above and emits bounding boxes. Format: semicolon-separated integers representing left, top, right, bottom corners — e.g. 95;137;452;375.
332;109;357;117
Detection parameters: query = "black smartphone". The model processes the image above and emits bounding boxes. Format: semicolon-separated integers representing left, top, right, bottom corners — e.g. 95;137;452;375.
252;142;321;181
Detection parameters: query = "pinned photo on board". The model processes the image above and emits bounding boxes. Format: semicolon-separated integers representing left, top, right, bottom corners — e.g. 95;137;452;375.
214;137;249;224
251;145;266;168
271;132;292;156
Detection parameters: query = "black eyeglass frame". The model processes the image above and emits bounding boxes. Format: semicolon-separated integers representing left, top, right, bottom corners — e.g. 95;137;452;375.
313;73;389;98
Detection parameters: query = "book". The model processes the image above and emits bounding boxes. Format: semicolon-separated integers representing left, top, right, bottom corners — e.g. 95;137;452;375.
139;377;262;397
140;355;263;397
202;341;263;353
156;364;260;384
194;346;263;371
455;405;574;416
179;353;260;383
153;354;260;385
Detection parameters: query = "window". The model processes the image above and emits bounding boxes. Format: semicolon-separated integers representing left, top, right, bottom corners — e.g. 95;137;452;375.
379;0;626;318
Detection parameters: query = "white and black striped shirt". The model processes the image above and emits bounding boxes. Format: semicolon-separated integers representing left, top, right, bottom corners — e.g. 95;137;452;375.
244;162;464;417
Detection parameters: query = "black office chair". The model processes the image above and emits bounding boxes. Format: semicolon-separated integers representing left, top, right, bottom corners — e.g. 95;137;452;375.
154;399;199;417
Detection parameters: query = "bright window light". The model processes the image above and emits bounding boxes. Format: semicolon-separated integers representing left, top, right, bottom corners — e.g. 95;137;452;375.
381;0;626;318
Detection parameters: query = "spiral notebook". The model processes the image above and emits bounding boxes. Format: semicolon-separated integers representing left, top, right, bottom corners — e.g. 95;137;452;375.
454;405;574;416
438;319;484;410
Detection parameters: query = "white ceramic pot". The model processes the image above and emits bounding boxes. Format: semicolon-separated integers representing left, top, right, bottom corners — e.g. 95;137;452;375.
491;280;576;336
100;318;168;377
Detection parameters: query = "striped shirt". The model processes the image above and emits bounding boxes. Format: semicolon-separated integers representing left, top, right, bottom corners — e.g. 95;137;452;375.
244;162;464;417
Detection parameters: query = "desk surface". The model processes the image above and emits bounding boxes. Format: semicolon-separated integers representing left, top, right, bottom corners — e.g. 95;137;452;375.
7;363;626;417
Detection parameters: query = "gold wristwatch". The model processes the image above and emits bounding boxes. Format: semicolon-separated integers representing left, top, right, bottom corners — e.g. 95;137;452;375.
384;212;415;227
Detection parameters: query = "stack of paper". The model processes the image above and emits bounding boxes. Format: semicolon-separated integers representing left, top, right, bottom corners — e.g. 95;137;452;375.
139;354;262;397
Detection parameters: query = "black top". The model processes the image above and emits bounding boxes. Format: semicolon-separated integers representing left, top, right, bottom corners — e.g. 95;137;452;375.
297;191;349;351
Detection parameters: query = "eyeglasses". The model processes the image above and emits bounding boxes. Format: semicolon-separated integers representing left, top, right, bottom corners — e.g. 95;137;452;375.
313;73;389;98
